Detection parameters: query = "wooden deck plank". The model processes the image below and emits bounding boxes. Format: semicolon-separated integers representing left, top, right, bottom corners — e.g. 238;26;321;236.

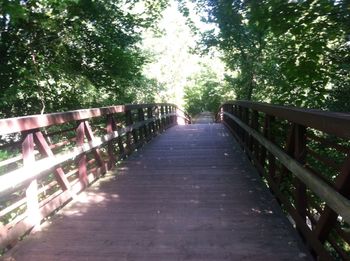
192;112;215;124
3;123;310;260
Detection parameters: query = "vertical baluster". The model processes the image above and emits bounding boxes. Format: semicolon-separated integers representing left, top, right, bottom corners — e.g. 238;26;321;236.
143;107;149;137
222;104;227;124
137;108;145;146
259;115;268;169
155;106;160;133
263;115;276;180
294;124;307;232
243;107;249;148
147;107;154;139
169;106;173;125
281;123;307;237
238;106;244;142
233;105;238;133
165;105;169;128
172;106;176;125
142;107;149;140
221;104;226;123
251;110;259;158
222;104;229;125
160;106;165;131
76;121;88;186
125;109;133;155
131;111;139;146
106;114;117;169
228;104;234;129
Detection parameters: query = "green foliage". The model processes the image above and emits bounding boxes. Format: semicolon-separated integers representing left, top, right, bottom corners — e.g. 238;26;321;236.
0;0;168;117
184;65;229;115
192;0;350;110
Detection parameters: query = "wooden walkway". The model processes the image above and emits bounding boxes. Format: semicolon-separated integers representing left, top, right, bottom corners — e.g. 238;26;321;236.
4;118;310;260
192;112;214;124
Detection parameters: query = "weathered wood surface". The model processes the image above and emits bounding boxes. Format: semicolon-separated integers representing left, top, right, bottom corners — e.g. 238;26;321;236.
219;102;350;259
192;112;214;124
3;123;310;260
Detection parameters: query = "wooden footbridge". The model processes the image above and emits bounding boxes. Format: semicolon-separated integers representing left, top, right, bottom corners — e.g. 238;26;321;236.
0;102;349;260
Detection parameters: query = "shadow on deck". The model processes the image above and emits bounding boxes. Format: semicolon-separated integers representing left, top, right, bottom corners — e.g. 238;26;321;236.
4;121;310;260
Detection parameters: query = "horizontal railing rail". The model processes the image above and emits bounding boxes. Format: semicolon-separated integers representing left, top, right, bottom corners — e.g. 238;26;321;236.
217;101;350;260
0;103;190;251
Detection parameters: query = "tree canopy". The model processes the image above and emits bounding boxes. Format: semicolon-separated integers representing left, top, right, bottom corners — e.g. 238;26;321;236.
0;0;167;117
189;0;350;111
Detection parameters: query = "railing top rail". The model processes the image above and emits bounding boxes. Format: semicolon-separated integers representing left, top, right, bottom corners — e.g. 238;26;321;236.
124;103;176;110
0;106;125;136
222;100;350;138
0;103;177;135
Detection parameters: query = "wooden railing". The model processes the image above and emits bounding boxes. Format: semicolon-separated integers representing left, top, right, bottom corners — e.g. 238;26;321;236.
0;103;191;251
217;101;350;260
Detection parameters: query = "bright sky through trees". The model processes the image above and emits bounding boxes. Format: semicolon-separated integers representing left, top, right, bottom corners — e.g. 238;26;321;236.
141;0;225;109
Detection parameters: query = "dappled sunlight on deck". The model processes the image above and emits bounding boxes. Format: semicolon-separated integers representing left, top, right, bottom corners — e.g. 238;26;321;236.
3;123;310;260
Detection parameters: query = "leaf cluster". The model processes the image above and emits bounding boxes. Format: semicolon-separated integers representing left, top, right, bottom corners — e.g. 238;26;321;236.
193;0;350;110
0;0;168;117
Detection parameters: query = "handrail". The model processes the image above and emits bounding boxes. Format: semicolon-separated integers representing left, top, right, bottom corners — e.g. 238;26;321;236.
220;100;350;138
175;107;192;124
0;103;189;250
0;103;191;135
217;101;350;260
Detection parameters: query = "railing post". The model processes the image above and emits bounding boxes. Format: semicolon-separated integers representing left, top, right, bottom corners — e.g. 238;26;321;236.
234;104;238;116
155;106;160;133
314;155;350;242
143;107;149;140
165;105;169;127
117;125;126;159
169;106;173;125
106;114;117;169
221;104;226;123
222;104;230;126
137;108;145;146
160;106;165;131
147;106;154;139
172;106;176;124
261;115;276;180
232;105;238;132
22;131;40;229
131;112;139;147
238;106;244;141
227;104;234;128
243;107;249;148
76;120;88;186
251;110;259;158
293;124;307;229
125;109;133;155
